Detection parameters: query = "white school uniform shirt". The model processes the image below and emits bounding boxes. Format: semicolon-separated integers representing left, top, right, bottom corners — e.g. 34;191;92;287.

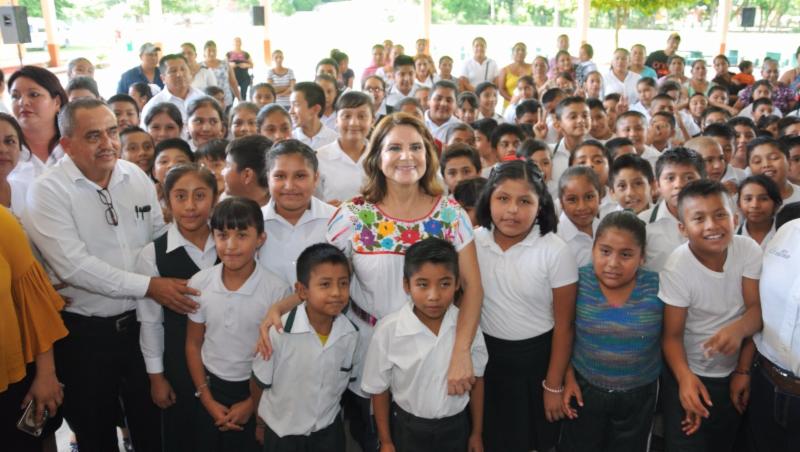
140;85;206;129
23;157;166;317
187;263;290;381
736;104;783;120
253;304;358;437
639;145;661;169
459;58;499;89
503;102;521;123
361;302;488;419
721;164;746;185
638;200;685;272
8;178;29;219
191;67;218;91
630;101;652;122
598;192;619;220
291;125;338;151
385;84;417;110
424;111;462;143
475;225;578;340
736;220;776;252
677;110;702;141
135;224;217;374
315;140;367;203
321;113;338;132
755;218;800;376
659;236;763;377
8;145;65;186
557;211;598;267
782;182;800;208
551;137;586;185
603;70;641;103
258;197;335;286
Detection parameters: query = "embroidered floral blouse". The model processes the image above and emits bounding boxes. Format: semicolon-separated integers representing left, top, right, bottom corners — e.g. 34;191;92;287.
327;195;474;320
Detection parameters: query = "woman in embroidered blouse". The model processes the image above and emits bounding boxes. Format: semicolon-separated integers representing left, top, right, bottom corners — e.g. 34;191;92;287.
257;113;484;448
0;206;68;450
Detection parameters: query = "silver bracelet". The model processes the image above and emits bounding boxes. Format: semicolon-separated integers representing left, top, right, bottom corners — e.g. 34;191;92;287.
541;379;564;394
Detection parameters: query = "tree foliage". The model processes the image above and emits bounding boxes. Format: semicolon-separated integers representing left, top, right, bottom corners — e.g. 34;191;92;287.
590;0;697;46
17;0;74;20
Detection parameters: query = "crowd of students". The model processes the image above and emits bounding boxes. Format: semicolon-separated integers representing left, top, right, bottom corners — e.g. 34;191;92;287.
1;30;800;452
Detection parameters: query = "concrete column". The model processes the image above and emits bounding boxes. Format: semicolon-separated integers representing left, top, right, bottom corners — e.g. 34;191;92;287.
718;0;732;55
576;0;591;45
423;0;431;51
261;0;271;65
39;0;57;66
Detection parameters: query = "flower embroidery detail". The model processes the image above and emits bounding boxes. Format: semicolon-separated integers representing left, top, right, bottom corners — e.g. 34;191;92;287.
440;207;457;223
380;237;395;250
358;209;376;225
400;228;420;244
423;219;443;235
361;228;376;247
377;221;395;236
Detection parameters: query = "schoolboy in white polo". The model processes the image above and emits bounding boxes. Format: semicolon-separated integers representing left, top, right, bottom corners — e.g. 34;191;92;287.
361;238;488;452
638;147;706;272
252;243;358;452
660;180;763;452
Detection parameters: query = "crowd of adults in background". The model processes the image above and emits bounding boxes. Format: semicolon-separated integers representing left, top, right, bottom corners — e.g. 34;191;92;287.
1;29;800;452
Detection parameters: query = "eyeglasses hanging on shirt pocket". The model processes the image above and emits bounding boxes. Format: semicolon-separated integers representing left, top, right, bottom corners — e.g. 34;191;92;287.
96;188;118;227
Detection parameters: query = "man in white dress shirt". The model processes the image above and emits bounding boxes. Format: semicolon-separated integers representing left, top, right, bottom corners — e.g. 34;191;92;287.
139;54;206;127
749;218;800;451
23;99;201;451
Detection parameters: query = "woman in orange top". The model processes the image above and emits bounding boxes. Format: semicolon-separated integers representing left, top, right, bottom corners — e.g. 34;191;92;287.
0;206;68;451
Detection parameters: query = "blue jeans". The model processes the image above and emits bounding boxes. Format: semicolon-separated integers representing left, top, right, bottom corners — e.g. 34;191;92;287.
746;357;800;452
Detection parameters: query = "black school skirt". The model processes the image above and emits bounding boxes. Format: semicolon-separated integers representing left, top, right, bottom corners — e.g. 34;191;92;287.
482;330;559;452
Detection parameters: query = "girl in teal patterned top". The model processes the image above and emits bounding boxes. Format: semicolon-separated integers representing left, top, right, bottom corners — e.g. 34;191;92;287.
559;211;664;452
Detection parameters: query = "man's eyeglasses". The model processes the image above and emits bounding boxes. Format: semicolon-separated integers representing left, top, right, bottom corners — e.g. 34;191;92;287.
97;189;118;227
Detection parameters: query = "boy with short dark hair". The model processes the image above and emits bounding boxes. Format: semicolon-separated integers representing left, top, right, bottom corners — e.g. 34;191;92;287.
780;135;800;185
649;111;676;152
660;179;763;452
195;139;228;195
552;96;591;184
609;153;655;214
703;123;745;185
587;98;613;141
386;55;417;109
605;137;637;160
752;98;775;124
472;118;499;176
440;143;481;192
746;136;800;205
453;177;488;227
251;243;358;452
108;93;141;129
639;147;706;271
616;111;661;168
362;238;488;452
290;82;338;150
685;136;734;193
490;123;525;162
